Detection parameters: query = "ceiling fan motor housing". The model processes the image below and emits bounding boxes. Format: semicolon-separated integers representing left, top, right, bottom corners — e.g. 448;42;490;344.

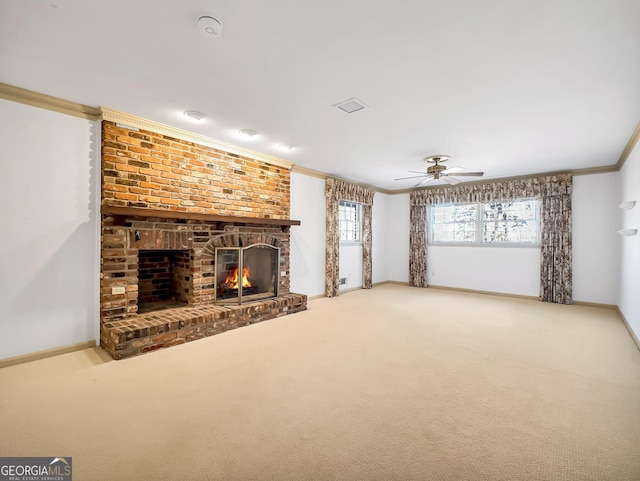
425;155;450;178
427;164;446;174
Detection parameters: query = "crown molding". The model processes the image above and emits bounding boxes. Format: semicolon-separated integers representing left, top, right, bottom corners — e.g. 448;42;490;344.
383;187;413;195
616;120;640;171
291;165;327;179
372;187;412;195
326;175;397;196
571;164;619;176
99;107;293;171
292;165;411;195
0;82;100;120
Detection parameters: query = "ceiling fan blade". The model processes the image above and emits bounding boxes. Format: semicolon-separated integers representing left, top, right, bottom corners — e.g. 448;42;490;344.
408;170;426;174
394;174;430;181
442;166;464;174
441;176;461;185
414;175;434;187
449;171;484;177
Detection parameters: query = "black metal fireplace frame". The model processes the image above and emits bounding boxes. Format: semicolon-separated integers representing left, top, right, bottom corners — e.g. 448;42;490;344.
214;243;280;305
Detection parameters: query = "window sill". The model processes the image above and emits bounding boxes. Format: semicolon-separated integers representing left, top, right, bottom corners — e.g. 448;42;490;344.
428;243;541;249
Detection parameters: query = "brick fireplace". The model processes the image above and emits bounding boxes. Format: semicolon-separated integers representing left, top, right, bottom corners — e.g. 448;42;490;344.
99;120;307;359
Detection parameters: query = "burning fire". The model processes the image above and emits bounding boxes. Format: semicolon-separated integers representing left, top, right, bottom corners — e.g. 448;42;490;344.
224;266;252;289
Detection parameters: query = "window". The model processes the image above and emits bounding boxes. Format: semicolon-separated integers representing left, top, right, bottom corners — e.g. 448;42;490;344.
430;198;540;245
339;200;362;243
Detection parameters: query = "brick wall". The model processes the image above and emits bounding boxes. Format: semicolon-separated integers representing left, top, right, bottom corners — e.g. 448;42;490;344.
101;121;290;219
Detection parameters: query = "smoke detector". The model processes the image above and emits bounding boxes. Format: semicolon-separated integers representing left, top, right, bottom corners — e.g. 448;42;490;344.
198;15;223;37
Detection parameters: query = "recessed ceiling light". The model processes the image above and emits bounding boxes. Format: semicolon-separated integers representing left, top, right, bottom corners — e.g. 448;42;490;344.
333;97;368;113
277;143;294;151
239;129;258;138
184;110;205;121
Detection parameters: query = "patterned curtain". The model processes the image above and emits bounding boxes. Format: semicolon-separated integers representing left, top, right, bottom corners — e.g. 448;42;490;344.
409;173;573;303
540;194;572;304
325;178;375;297
362;204;373;289
325;185;340;297
409;204;428;287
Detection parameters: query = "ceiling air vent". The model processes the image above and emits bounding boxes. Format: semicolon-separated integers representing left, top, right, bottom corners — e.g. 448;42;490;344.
333;97;367;113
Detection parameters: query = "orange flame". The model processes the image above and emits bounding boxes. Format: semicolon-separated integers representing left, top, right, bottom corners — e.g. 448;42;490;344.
224;266;252;289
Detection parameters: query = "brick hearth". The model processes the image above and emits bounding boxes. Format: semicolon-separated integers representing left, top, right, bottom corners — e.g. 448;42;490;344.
101;293;307;360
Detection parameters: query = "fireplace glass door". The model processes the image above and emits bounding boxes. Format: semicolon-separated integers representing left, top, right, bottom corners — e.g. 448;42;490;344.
215;243;279;305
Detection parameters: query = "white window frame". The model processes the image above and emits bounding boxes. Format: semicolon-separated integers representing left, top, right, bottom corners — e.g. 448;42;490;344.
429;198;541;247
339;200;362;244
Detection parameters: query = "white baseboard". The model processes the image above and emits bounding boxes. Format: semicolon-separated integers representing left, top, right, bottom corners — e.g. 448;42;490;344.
616;307;640;352
0;340;97;369
373;280;409;287
427;284;540;301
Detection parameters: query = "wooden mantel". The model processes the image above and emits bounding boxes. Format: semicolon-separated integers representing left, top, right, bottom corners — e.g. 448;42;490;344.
102;206;301;228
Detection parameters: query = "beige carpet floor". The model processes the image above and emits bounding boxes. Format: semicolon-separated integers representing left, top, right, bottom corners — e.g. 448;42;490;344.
1;284;639;481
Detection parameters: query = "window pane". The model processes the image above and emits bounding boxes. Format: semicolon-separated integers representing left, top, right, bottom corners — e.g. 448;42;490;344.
338;200;362;242
481;199;539;244
431;203;477;243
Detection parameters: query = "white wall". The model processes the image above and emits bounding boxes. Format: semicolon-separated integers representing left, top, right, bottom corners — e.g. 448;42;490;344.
572;172;621;304
384;193;410;283
372;192;391;283
339;244;363;291
289;172;326;297
0;99;99;360
619;142;640;340
427;245;541;296
372;192;410;285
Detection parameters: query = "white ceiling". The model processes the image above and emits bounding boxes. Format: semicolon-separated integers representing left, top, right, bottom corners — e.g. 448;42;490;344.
1;0;639;191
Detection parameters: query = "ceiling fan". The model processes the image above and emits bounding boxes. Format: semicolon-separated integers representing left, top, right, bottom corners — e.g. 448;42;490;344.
395;155;484;187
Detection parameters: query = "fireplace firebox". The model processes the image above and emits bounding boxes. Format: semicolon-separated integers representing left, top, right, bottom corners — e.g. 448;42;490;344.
138;249;190;314
215;243;279;305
